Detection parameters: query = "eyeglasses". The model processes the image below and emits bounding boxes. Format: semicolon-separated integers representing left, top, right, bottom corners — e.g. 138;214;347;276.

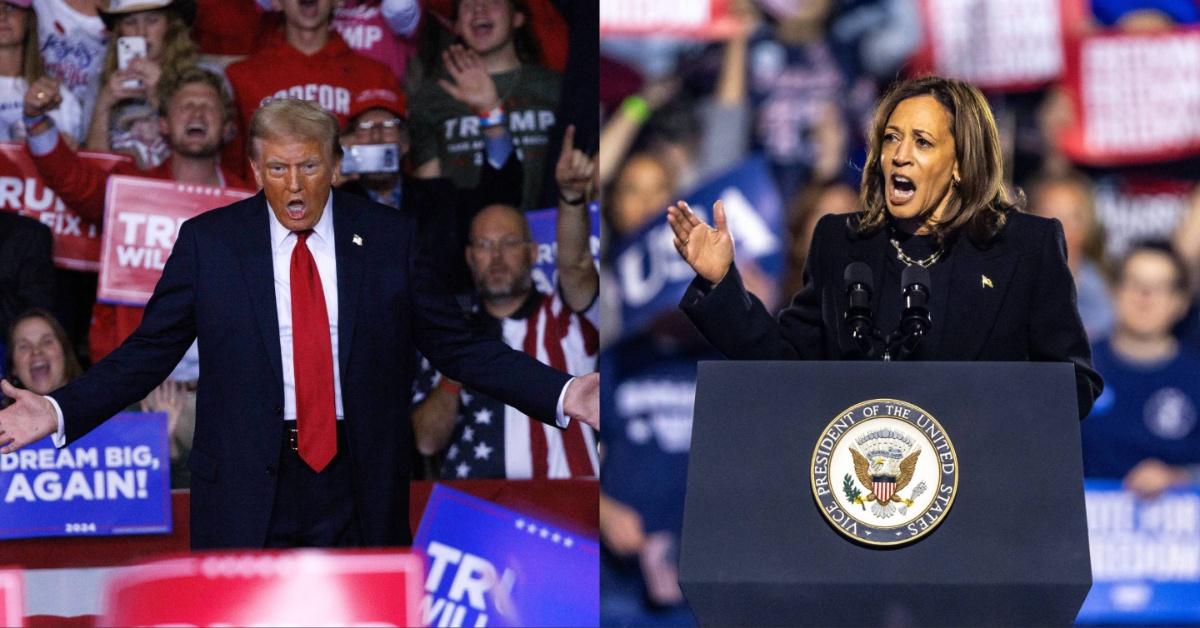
353;118;404;136
470;237;529;254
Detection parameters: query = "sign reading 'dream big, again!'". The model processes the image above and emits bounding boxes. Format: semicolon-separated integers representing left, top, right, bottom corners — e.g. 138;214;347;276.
0;412;171;540
811;399;959;546
98;176;254;306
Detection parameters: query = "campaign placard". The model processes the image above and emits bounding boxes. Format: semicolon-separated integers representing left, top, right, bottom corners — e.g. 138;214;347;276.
1061;29;1200;165
0;412;171;540
609;156;783;342
0;569;22;628
414;484;599;627
0;142;131;272
1076;480;1200;624
911;0;1068;91
526;202;600;296
102;550;424;626
600;0;737;38
98;176;254;305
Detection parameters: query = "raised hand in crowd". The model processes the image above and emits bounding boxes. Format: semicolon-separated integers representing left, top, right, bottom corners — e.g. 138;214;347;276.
0;379;57;455
141;380;186;459
555;124;599;312
22;76;65;118
667;200;735;286
438;43;501;114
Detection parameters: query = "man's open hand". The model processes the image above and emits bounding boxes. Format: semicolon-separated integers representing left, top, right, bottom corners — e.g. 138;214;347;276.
0;380;58;454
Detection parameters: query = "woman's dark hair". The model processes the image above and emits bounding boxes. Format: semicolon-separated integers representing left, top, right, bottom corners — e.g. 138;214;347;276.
858;75;1018;245
6;308;82;390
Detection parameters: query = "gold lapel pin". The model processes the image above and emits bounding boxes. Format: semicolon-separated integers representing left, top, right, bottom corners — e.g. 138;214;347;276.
981;274;994;289
353;234;363;246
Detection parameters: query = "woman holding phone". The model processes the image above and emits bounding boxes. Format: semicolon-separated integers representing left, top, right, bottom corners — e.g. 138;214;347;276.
85;0;198;168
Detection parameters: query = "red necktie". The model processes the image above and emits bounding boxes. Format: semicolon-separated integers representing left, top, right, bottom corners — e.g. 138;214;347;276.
291;230;337;472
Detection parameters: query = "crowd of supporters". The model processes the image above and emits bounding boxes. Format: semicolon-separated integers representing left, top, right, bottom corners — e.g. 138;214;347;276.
600;1;1200;624
0;0;597;486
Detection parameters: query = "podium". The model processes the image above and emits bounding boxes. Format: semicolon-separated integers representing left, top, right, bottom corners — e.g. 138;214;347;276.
678;361;1091;627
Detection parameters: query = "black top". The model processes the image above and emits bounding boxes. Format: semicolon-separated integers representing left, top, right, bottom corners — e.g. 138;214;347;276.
680;210;1103;417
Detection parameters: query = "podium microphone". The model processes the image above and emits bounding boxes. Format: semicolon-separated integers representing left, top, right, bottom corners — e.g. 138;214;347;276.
843;262;876;356
900;264;932;341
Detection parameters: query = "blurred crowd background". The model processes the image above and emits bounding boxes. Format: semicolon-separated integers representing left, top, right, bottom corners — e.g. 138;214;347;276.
0;0;599;486
599;0;1200;624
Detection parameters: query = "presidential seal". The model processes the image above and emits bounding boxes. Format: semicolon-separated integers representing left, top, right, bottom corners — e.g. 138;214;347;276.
809;399;958;546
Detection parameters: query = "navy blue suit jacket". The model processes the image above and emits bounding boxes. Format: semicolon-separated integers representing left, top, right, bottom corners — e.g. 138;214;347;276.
681;211;1103;418
51;189;571;548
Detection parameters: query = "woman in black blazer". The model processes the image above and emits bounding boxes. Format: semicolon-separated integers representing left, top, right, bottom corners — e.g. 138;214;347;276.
666;75;1103;418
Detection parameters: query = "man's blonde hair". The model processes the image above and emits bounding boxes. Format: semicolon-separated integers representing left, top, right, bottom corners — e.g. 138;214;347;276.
248;99;341;161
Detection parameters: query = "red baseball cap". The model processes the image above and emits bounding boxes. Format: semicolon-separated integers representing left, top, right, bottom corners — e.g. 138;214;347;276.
347;88;408;130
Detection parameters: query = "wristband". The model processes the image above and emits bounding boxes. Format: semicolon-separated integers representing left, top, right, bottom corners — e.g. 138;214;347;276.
437;377;461;396
619;95;650;124
478;105;506;129
23;114;53;137
558;189;586;206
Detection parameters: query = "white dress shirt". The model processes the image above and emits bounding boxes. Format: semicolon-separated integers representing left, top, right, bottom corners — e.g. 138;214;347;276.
268;195;345;421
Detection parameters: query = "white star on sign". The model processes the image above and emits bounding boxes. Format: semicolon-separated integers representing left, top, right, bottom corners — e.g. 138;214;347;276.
552;533;561;543
527;525;538;535
447;445;459;460
895;531;902;537
516;519;526;530
564;537;574;548
474;408;493;425
540;529;549;539
460;391;473;405
456;462;470;478
474;442;493;460
462;426;474;442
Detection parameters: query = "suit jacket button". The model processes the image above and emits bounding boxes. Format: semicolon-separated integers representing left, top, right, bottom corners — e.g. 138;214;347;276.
273;405;283;415
266;465;276;477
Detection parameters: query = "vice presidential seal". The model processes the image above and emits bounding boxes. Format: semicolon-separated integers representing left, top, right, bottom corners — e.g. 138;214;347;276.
809;399;958;546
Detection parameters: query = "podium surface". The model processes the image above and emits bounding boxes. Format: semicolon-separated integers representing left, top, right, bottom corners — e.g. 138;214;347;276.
679;361;1091;627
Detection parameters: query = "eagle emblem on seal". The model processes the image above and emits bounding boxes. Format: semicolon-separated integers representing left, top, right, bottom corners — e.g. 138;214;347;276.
844;429;927;518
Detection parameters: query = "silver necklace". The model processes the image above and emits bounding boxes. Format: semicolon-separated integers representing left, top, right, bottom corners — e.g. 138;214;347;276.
890;238;943;268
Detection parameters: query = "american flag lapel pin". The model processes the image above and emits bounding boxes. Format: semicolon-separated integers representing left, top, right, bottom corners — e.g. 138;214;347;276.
981;274;993;289
353;234;363;246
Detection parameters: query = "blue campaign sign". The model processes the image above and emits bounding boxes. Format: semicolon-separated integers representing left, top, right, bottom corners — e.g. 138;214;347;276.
414;484;599;627
526;202;600;296
608;155;784;340
0;412;172;540
1076;480;1200;625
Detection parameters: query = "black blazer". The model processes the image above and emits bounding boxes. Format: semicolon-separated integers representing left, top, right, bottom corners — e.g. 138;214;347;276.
0;212;55;336
51;190;571;549
681;211;1103;417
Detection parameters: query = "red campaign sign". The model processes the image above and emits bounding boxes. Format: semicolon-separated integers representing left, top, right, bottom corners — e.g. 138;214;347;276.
1060;27;1200;165
0;142;130;272
600;0;737;38
0;569;23;628
102;551;424;627
98;176;254;306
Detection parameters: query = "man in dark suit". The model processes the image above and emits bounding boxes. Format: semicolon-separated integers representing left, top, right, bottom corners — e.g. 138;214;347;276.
0;213;55;343
0;98;598;549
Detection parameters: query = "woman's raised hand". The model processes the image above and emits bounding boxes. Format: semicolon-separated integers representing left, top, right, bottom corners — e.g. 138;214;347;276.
667;200;735;285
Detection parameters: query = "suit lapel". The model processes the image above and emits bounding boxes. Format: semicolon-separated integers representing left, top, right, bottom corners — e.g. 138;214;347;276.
332;191;366;380
935;238;1017;359
234;193;284;385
